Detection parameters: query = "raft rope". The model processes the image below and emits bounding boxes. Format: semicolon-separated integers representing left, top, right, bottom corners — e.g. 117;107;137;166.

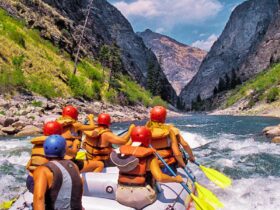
73;0;94;75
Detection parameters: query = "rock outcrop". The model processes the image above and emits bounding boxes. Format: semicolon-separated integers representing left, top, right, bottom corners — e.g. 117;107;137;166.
138;29;206;95
0;0;177;104
263;124;280;143
180;0;280;109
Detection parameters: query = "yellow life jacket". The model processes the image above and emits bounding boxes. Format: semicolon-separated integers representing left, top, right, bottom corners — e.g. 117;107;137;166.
26;136;49;173
82;127;112;161
56;117;82;141
146;121;179;166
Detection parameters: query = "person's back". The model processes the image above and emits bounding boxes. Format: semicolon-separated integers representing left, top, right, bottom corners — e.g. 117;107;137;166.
33;135;83;210
112;126;182;210
83;113;135;168
43;159;83;210
26;121;63;193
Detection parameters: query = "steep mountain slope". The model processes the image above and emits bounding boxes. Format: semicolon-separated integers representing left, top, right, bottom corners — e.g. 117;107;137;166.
214;62;280;118
0;0;177;104
138;29;206;95
0;8;166;107
180;0;280;109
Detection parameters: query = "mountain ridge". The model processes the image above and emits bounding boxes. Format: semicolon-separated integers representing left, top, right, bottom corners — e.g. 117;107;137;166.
138;29;206;95
0;0;177;105
180;0;280;109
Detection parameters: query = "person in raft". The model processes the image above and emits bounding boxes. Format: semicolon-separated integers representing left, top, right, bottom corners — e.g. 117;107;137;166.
145;106;195;175
26;121;63;193
33;135;83;210
56;105;103;172
111;126;183;210
82;113;135;169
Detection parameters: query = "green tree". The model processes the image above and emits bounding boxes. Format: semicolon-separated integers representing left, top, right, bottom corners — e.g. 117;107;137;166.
218;77;226;92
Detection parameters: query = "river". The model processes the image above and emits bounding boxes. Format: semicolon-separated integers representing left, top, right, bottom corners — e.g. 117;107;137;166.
1;115;280;210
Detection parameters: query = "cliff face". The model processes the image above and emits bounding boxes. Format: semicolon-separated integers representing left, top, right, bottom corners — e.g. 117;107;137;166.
0;0;177;104
138;29;206;95
180;0;280;109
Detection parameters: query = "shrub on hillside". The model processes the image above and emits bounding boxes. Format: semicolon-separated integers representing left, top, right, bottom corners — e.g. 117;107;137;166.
151;96;167;107
27;76;58;98
69;75;94;99
267;87;279;103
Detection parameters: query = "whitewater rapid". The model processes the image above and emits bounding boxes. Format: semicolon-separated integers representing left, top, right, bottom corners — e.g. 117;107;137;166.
1;115;280;210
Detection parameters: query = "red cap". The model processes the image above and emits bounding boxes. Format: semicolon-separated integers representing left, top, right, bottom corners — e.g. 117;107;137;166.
43;121;63;136
131;126;152;147
62;105;78;120
98;113;111;126
150;106;167;123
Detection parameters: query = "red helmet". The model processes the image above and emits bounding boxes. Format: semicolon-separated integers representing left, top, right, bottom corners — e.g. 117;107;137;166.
62;105;78;120
43;121;63;136
150;106;167;123
131;126;152;147
98;113;111;126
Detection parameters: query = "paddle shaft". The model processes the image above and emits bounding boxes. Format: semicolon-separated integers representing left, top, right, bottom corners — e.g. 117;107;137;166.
150;145;192;194
117;129;128;136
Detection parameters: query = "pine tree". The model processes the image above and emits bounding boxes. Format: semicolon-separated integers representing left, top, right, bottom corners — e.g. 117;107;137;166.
218;77;226;92
213;86;218;95
225;73;230;89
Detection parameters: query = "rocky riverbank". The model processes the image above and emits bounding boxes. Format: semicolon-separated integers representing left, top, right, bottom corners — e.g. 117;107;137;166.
209;100;280;118
0;95;182;137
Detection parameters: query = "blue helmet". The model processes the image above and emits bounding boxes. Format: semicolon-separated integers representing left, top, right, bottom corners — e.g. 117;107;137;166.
43;135;66;158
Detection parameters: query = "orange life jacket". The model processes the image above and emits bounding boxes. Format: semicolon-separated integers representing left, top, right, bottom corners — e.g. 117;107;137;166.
26;136;49;173
82;127;112;161
150;133;176;166
118;145;154;186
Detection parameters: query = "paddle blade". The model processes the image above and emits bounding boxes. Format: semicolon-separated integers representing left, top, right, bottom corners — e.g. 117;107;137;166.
0;198;17;209
76;151;86;160
200;165;232;188
191;193;215;210
195;182;224;208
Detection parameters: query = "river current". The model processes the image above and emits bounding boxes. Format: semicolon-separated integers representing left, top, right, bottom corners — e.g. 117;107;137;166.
1;115;280;210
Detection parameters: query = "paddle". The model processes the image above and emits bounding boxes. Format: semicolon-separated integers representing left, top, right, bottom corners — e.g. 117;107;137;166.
151;146;215;210
0;198;17;210
0;189;28;210
182;166;224;208
75;129;129;160
180;144;232;189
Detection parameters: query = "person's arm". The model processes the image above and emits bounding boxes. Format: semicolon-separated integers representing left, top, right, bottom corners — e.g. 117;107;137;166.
73;114;96;131
33;166;50;210
149;157;183;183
178;134;195;162
169;130;185;167
103;124;135;145
66;139;80;157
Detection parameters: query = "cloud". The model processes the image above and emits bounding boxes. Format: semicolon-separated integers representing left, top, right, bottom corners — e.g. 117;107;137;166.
114;1;159;17
155;27;165;33
113;0;223;29
191;34;218;51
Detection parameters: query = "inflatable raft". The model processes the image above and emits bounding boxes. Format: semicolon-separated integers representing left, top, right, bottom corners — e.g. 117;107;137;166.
10;167;195;210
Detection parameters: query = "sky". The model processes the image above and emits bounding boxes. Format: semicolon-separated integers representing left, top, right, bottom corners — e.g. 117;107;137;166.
108;0;246;51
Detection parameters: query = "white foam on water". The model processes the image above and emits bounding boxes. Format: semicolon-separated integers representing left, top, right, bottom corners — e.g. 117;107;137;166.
0;174;26;203
216;177;280;210
0;138;31;150
180;131;211;149
211;134;280;156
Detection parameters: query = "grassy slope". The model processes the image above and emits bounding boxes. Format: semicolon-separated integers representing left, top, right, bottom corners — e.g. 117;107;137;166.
0;9;165;106
225;63;280;109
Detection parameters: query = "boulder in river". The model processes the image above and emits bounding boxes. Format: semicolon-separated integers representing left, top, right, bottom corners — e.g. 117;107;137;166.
1;126;17;135
272;136;280;143
263;126;280;138
15;125;41;137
